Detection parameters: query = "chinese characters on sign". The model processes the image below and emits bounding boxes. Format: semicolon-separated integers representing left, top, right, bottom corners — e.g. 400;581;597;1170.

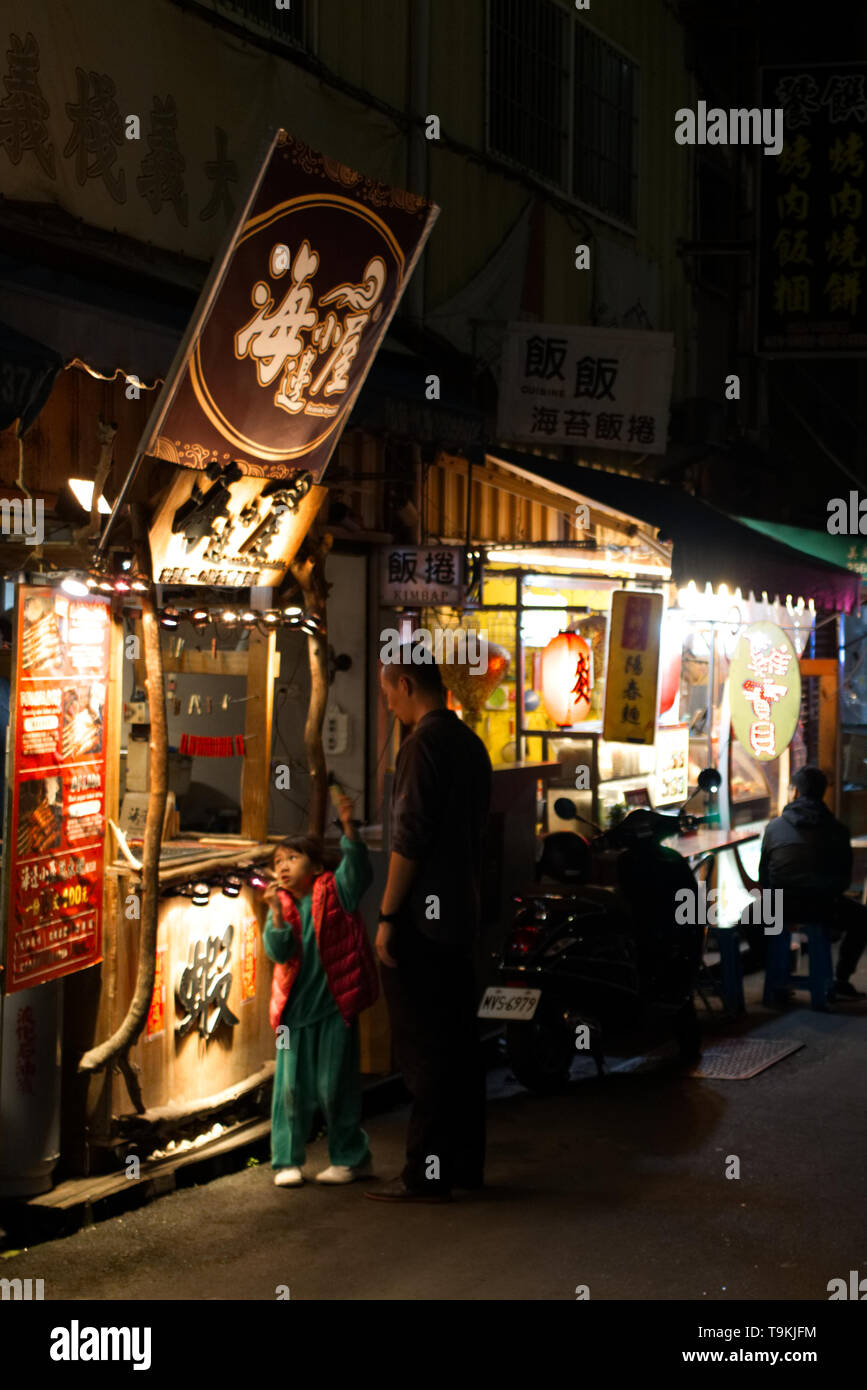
729;622;801;763
5;589;110;993
497;324;675;456
381;546;463;606
758;63;867;352
602;591;664;745
0;27;243;241
175;925;240;1040
144;130;437;482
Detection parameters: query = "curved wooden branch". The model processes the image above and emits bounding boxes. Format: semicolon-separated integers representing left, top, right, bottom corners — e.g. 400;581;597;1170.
78;535;166;1111
290;531;332;838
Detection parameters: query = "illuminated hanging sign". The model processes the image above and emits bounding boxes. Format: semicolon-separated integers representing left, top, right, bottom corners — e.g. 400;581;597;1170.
729;621;801;762
137;129;439;484
602;590;664;745
148;468;325;587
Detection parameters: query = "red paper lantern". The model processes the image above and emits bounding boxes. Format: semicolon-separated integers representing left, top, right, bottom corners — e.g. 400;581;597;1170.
540;632;594;727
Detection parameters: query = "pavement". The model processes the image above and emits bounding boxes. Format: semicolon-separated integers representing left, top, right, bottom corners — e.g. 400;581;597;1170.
3;971;866;1301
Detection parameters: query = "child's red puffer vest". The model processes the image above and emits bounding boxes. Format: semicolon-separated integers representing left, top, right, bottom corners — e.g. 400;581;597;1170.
268;873;379;1032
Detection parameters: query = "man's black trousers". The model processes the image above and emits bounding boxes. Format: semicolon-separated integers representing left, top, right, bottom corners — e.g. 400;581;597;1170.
381;920;486;1193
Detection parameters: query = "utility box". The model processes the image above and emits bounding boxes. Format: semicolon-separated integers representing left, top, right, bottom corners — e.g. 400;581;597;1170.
0;980;62;1196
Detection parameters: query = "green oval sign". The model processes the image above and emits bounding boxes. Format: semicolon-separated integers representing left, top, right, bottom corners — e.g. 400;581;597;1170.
729;621;801;762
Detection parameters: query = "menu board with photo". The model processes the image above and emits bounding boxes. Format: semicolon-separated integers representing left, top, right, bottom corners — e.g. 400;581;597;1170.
4;588;110;993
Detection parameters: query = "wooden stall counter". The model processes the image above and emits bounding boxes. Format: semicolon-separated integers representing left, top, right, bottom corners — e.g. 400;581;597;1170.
91;836;279;1152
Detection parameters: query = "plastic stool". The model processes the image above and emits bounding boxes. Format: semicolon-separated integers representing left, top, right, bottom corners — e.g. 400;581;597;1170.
763;925;834;1010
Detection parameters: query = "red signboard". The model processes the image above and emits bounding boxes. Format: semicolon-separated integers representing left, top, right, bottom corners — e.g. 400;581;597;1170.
4;588;110;992
138;129;439;483
146;944;167;1040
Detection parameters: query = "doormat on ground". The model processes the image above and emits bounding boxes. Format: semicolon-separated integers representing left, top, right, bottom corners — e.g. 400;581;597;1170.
685;1036;804;1079
595;1036;805;1080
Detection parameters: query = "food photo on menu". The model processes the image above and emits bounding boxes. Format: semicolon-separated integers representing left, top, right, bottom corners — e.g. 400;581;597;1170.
16;775;62;858
61;683;105;762
21;593;63;675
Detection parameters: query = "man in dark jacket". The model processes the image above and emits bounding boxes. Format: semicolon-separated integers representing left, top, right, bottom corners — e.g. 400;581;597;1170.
760;765;866;999
366;648;492;1203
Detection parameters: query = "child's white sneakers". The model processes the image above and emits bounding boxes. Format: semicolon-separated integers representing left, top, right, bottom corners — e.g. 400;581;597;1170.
274;1166;304;1187
315;1157;372;1184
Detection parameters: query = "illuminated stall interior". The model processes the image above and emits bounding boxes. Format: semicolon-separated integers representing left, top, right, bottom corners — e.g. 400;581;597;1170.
419;454;820;832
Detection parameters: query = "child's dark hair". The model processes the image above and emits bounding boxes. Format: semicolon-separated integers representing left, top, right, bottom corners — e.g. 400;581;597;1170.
272;833;339;871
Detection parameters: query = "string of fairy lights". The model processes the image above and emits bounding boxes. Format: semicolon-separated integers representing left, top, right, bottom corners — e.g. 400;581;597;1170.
159;865;271;904
53;568;324;637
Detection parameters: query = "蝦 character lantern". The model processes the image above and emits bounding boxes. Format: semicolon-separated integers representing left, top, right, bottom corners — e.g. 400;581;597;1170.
540;632;594;727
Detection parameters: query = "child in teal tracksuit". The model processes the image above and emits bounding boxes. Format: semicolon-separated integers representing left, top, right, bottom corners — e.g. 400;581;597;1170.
261;797;378;1188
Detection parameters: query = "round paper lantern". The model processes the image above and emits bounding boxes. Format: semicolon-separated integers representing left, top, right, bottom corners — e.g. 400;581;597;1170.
541;632;594;727
440;641;510;729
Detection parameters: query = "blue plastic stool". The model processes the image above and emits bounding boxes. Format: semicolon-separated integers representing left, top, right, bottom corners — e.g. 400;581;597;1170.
763;925;835;1010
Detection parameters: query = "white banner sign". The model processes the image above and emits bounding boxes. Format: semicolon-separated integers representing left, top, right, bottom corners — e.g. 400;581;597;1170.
498;323;675;456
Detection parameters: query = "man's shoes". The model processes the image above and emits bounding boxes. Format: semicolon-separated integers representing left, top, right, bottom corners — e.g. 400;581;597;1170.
829;980;867;1000
316;1157;372;1184
364;1176;453;1203
274;1166;304;1187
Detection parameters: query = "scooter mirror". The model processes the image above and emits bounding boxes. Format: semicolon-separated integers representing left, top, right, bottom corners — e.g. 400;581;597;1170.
697;767;721;794
553;796;578;820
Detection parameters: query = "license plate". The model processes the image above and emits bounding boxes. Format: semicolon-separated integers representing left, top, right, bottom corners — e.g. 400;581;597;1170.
477;986;541;1019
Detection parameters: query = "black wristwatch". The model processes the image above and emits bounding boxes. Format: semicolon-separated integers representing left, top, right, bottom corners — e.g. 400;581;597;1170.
378;911;400;923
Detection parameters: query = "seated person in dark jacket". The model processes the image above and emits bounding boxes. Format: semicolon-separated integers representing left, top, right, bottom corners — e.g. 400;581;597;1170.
760;765;866;999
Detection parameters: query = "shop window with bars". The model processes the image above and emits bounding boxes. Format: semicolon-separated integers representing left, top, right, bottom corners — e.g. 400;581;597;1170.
573;24;638;223
487;0;570;189
177;0;310;49
487;2;638;225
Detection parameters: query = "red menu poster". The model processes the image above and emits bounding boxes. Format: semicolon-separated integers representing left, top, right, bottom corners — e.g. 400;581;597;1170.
4;588;111;993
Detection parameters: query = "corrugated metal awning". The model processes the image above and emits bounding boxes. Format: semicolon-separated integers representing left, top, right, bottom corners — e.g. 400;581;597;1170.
488;449;861;614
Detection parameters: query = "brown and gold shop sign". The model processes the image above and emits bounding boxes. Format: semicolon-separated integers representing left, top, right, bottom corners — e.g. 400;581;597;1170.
137;130;439;483
148;468;326;587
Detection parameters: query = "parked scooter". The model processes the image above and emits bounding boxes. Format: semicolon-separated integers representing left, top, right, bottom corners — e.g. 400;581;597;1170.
481;769;721;1093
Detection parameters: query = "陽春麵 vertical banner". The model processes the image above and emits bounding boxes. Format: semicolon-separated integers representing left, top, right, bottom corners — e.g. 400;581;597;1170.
603;590;664;745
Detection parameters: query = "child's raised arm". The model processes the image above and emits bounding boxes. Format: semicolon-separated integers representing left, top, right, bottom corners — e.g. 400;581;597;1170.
335;796;373;911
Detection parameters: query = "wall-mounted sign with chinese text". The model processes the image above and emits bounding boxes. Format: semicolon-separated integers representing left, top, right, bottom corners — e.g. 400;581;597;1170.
729;621;801;762
138;130;438;482
758;64;867;354
381;547;464;606
176;924;240;1040
497;324;675;456
148;467;326;587
4;589;110;993
602;590;664;745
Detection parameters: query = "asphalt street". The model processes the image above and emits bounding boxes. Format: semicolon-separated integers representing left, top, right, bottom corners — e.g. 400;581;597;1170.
4;980;866;1302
